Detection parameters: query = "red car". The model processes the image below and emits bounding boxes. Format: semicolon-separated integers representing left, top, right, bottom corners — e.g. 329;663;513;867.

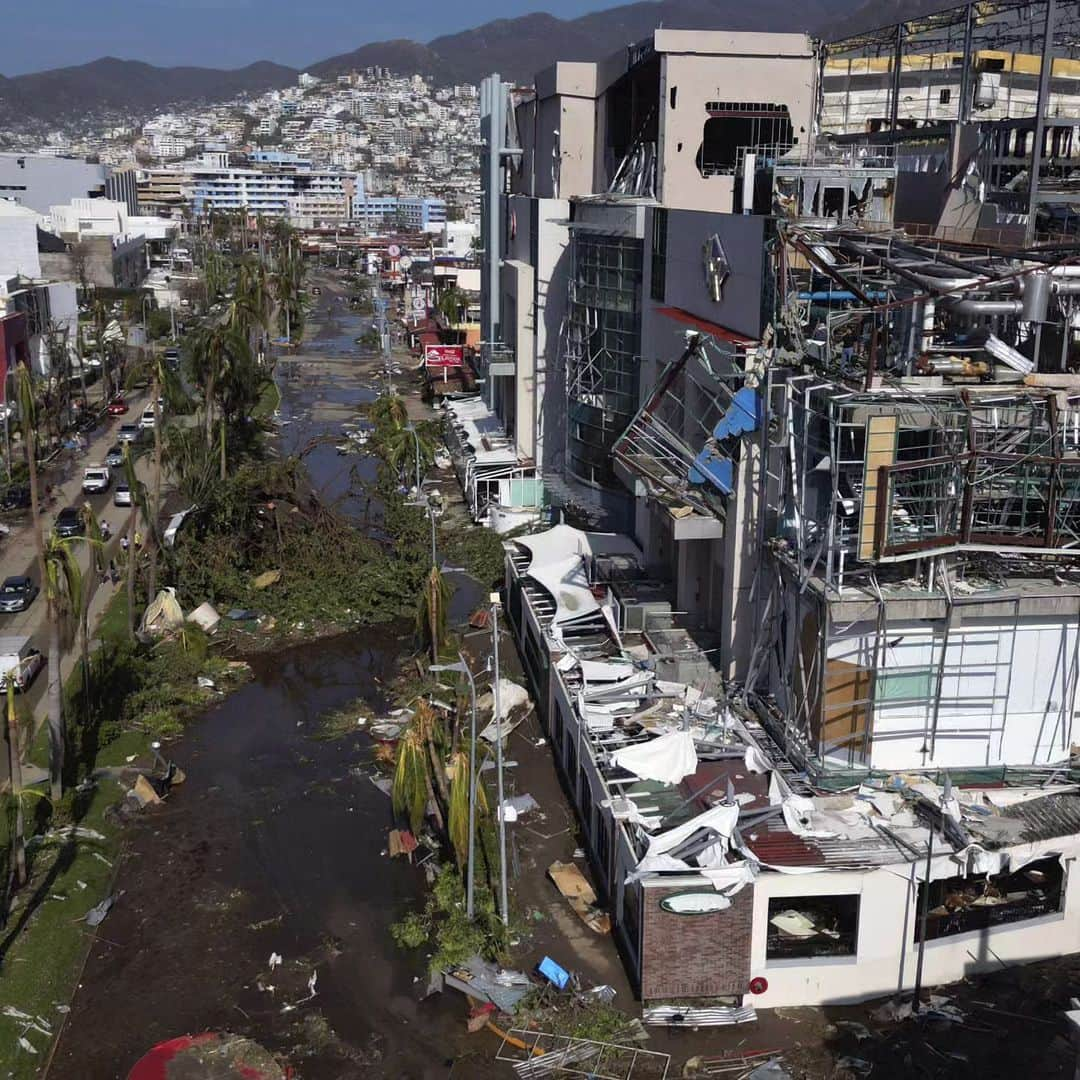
106;397;129;416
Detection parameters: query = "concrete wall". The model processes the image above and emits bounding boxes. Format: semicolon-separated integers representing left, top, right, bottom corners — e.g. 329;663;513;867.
656;35;816;213
501;258;536;458
749;842;1080;1008
0;209;42;280
0;153;107;214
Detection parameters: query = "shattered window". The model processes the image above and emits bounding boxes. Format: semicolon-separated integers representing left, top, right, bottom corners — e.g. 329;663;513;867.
767;895;860;960
915;856;1064;943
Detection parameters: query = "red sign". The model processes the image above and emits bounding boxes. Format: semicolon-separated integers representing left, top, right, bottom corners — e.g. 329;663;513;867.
424;344;463;370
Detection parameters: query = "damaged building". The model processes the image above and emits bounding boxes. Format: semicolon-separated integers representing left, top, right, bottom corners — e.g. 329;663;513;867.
475;0;1080;1016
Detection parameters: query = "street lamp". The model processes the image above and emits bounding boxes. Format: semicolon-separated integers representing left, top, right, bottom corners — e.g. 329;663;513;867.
429;653;479;920
489;590;509;927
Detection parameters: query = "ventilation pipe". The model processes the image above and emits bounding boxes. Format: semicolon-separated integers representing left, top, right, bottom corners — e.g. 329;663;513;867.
921;298;936;349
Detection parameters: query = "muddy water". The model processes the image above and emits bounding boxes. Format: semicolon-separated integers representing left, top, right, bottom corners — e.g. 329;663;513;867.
51;633;501;1078
51;281;499;1078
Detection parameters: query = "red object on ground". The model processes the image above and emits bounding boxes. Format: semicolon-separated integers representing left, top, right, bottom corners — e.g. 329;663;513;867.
127;1034;218;1079
127;1032;284;1079
748;976;769;995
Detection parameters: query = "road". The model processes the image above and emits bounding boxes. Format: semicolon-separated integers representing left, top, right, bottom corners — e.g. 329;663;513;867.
0;388;159;765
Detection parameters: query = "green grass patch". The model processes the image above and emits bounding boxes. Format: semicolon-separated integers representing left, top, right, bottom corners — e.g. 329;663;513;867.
95;590;129;649
0;782;121;1078
252;378;281;421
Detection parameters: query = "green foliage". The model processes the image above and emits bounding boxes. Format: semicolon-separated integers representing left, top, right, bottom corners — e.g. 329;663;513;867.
442;525;507;588
389;865;508;976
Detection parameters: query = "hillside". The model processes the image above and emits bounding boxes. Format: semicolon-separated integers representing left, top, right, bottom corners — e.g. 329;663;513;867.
2;0;863;125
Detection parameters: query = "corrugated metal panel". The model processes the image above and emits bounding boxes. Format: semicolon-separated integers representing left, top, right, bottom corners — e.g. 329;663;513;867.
999;793;1080;844
743;814;928;869
643;1004;757;1026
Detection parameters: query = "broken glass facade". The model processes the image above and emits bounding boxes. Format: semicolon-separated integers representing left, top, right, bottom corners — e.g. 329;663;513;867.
566;232;644;488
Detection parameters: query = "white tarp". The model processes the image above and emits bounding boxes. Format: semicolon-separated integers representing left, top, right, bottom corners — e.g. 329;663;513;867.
647;802;739;859
611;730;698;785
527;553;599;626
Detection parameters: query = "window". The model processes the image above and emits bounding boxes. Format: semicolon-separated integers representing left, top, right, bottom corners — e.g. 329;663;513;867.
650;208;668;302
767;895;860;960
696;103;793;177
876;667;935;702
939;89;952;105
915;856;1064;943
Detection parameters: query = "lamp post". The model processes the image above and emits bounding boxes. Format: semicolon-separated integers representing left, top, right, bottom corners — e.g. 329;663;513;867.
429;653;479;920
141;296;151;342
490;590;508;927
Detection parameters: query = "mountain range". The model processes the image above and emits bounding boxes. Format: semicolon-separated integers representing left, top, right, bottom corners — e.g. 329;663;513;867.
0;0;930;126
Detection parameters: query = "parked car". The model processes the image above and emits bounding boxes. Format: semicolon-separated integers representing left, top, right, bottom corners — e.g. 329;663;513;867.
114;483;133;507
82;465;111;494
0;636;44;692
164;347;180;368
106;397;129;416
0;485;32;511
105;444;124;468
117;424;141;444
0;576;38;613
139;406;158;431
54;506;85;538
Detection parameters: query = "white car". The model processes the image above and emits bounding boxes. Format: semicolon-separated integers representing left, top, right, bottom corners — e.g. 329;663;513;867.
81;466;111;494
139;406;158;431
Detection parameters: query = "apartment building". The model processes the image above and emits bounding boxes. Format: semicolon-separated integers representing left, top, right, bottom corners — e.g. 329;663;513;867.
184;154;361;222
473;6;1080;1016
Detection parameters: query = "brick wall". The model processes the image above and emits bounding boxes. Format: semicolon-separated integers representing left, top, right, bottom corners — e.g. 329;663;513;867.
640;882;753;1001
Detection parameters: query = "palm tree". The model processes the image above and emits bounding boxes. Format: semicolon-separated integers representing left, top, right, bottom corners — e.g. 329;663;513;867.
6;682;27;892
143;351;184;597
120;445;144;641
42;532;83;801
162;424;218;505
436;287;467;326
188;323;249;454
416;565;450;665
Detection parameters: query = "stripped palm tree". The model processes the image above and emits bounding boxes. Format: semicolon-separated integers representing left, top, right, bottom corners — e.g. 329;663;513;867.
42;532;83;801
416;565;450;665
188;322;250;455
121;444;145;641
448;748;488;869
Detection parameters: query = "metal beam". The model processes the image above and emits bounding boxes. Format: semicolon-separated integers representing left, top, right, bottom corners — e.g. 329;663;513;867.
1027;0;1058;244
890;22;906;131
958;2;975;124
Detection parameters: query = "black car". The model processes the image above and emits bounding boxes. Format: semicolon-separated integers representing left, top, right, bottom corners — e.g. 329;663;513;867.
0;576;38;613
54;507;85;539
105;444;124;468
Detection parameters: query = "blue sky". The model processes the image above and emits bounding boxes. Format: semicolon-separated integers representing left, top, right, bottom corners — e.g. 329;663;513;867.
0;0;618;76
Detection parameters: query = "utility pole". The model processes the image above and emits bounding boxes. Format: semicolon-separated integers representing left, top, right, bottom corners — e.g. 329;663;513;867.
491;592;508;927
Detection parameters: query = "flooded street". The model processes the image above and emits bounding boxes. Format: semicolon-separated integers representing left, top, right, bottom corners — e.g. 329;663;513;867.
51;281;501;1078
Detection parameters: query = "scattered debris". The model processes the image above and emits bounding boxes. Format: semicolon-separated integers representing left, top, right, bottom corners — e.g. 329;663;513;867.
537;956;571;990
469;607;492;629
85;893;120;927
188;601;221;633
495;1027;671;1078
547;861;611;934
128;774;162;809
444;956;532;1014
388;829;418;858
252;569;282;590
268;952;283;971
834;1057;873;1077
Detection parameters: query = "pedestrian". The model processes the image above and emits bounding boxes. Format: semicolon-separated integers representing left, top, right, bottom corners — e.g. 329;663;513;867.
120;534;129;553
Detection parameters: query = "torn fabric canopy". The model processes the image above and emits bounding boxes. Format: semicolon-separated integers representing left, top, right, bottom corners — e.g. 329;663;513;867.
611;730;698;785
